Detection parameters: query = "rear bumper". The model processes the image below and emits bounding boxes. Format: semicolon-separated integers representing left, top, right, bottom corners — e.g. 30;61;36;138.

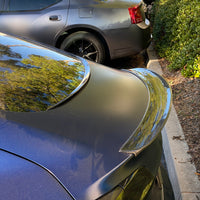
106;19;151;60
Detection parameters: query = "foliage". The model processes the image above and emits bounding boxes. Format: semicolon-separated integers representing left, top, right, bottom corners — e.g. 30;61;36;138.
181;56;200;78
152;0;200;78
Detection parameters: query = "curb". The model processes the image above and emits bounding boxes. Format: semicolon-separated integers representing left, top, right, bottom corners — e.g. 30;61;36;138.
147;43;200;200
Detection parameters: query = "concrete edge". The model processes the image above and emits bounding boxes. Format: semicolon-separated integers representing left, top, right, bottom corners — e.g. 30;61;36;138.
146;43;200;200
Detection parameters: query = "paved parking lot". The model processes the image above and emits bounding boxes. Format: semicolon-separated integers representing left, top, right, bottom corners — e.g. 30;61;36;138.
107;51;148;69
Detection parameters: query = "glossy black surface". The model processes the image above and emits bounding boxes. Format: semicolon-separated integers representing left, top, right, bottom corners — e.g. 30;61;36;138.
0;62;149;199
120;68;171;155
0;33;172;200
0;33;89;112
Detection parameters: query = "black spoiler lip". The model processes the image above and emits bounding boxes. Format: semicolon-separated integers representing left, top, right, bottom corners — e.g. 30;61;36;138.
119;68;172;156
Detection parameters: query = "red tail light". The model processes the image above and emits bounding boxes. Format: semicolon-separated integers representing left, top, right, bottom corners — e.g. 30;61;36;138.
128;5;143;24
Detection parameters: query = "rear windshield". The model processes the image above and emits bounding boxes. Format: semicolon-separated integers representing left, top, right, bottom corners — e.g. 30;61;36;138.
0;33;88;112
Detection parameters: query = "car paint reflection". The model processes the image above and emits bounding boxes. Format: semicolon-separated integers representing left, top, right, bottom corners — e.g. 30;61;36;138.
0;34;90;112
120;68;171;155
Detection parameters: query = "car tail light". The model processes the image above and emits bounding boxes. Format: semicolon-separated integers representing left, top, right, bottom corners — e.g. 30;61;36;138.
128;5;143;24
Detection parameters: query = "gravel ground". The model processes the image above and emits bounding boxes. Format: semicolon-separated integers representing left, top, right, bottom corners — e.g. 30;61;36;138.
108;53;200;180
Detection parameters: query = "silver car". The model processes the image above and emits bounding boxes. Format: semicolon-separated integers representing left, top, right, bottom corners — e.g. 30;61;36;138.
0;0;151;63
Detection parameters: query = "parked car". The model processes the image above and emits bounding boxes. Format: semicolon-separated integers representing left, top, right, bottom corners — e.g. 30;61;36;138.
0;0;151;63
0;32;173;200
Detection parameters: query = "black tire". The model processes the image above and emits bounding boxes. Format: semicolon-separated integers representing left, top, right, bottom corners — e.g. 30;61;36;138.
60;31;106;63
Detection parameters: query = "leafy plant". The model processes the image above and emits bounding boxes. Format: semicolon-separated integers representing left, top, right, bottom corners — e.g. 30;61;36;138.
181;56;200;78
152;0;200;78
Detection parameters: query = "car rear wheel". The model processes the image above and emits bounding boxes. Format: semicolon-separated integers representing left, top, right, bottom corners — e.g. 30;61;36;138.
60;31;106;63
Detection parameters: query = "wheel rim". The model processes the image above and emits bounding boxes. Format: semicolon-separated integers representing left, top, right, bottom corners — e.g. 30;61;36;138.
65;39;99;62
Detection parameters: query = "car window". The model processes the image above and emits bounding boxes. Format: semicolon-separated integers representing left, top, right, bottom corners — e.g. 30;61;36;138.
0;33;89;112
7;0;61;11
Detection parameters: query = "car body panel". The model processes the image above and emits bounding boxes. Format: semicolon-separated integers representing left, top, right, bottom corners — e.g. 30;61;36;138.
0;0;69;45
0;149;73;200
67;0;151;59
0;33;172;199
0;33;150;199
0;0;150;61
0;64;149;198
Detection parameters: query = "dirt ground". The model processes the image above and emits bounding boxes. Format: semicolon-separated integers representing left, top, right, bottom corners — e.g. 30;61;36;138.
108;53;200;180
159;58;200;180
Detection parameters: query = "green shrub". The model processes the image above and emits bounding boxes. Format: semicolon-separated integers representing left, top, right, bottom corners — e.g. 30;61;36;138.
152;0;200;78
181;56;200;78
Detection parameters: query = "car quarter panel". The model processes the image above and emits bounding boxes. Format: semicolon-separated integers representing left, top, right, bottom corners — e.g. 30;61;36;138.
67;0;151;59
0;149;73;200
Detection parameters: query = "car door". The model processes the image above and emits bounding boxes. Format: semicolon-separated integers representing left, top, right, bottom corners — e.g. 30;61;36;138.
0;0;69;46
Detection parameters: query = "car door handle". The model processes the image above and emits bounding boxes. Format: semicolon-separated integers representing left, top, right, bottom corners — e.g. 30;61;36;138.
49;15;62;21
